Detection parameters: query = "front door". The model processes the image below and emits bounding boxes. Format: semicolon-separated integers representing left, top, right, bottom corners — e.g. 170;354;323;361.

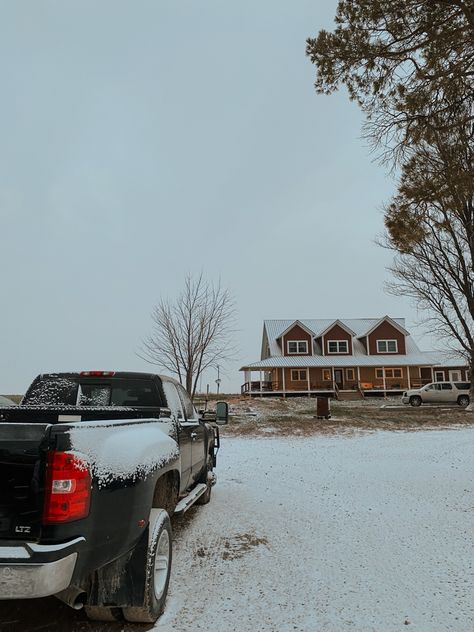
334;369;344;389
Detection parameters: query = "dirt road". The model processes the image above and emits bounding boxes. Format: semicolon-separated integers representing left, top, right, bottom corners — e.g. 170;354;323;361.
1;429;474;631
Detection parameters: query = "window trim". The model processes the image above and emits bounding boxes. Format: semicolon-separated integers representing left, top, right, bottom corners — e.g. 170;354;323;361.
346;368;355;381
376;339;398;354
376;367;403;379
287;340;308;354
434;371;445;382
327;340;349;354
290;369;307;382
322;369;332;381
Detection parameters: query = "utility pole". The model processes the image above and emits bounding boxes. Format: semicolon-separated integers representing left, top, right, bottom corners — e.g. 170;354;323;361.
215;365;221;395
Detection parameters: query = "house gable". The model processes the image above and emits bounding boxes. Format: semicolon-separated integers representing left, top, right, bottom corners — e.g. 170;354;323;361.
367;319;406;355
320;322;353;356
280;322;313;357
260;325;271;360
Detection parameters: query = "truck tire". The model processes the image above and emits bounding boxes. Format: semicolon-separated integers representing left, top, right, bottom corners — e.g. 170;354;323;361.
458;395;470;407
409;395;422;407
84;606;122;621
196;455;213;505
123;509;172;623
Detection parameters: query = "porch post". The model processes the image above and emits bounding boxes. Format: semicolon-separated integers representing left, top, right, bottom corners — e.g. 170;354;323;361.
245;370;251;394
259;371;263;397
331;366;335;393
431;367;434;382
407;366;411;389
282;367;286;397
357;366;361;387
382;367;386;394
307;366;310;397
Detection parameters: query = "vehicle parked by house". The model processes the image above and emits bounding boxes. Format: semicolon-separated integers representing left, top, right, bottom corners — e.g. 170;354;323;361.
240;316;469;398
402;381;471;407
0;371;228;623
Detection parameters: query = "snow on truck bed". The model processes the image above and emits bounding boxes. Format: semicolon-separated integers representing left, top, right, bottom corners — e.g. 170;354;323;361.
70;421;178;487
159;429;474;632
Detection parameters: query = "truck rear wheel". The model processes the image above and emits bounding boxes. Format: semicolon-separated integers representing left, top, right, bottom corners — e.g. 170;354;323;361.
458;395;470;407
122;509;172;623
410;395;422;407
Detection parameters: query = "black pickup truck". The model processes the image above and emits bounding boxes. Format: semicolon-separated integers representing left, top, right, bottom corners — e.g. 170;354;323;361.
0;371;228;623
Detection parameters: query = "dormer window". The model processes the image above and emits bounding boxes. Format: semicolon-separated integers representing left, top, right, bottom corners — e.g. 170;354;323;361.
328;340;348;354
377;339;398;353
287;340;308;354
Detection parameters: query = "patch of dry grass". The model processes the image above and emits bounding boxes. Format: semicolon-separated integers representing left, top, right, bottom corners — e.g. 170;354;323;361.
220;397;474;437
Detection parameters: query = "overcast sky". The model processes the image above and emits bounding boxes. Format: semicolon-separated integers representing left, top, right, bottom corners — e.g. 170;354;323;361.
0;1;430;394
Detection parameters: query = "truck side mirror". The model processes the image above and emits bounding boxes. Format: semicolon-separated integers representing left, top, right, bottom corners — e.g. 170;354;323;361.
215;401;229;425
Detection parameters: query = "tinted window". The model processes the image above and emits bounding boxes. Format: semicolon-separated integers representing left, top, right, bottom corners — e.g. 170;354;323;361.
23;377;161;407
79;384;111;406
161;381;184;420
108;381;159;407
176;384;196;420
455;382;471;390
24;376;78;406
441;383;453;390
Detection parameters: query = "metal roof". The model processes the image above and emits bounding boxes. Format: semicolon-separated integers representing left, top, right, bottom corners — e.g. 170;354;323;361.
263;318;414;358
243;317;467;371
241;353;437;371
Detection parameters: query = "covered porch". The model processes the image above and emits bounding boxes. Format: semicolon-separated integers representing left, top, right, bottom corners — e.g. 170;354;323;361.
240;365;433;398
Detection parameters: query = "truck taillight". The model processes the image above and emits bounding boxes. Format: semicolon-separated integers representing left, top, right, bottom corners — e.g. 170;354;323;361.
43;451;91;524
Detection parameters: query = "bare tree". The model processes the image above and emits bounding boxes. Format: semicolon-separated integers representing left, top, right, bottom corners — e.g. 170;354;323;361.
307;2;474;405
383;119;474;404
140;274;236;398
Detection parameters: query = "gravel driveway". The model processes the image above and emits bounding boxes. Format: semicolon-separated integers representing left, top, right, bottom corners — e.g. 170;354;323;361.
1;429;474;631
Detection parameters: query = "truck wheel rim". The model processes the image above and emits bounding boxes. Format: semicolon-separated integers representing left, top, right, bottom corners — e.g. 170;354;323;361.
154;530;170;599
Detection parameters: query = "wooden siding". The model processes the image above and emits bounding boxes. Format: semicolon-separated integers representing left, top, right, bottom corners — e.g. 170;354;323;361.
432;367;468;381
281;324;313;356
368;320;406;355
323;324;352;355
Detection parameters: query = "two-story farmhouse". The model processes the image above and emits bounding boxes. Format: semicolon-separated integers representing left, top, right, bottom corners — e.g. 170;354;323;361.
240;316;469;397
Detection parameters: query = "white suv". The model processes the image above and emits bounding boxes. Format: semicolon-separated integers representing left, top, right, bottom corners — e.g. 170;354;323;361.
402;381;471;407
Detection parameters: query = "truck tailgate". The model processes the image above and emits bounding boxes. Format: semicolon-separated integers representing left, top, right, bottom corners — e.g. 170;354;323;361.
0;423;50;541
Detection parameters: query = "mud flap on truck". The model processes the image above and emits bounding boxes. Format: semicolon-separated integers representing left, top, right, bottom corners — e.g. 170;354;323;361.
87;524;150;608
87;508;171;610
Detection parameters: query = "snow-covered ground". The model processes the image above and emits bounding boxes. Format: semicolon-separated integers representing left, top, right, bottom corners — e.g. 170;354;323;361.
158;430;474;632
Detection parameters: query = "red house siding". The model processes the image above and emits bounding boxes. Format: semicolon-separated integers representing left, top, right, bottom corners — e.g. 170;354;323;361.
281;324;312;356
323;324;352;355
368;321;406;355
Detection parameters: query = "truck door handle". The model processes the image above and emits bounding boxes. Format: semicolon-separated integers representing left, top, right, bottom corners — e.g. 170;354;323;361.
190;432;197;440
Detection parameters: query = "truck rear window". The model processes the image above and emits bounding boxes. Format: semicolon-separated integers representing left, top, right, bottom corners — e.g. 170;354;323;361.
23;377;162;407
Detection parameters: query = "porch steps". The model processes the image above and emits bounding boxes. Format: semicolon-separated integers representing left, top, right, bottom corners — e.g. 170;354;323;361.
337;390;364;401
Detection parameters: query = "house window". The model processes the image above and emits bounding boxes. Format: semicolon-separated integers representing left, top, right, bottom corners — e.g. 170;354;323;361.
376;368;403;379
434;371;445;382
328;340;349;354
287;340;308;354
291;369;307;381
376;340;398;353
322;369;332;381
346;368;355;381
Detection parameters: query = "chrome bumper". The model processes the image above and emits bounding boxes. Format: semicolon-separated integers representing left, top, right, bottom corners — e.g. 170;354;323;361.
0;538;83;599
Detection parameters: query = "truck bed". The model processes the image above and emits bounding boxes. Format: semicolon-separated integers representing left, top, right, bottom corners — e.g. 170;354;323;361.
0;406;167;424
